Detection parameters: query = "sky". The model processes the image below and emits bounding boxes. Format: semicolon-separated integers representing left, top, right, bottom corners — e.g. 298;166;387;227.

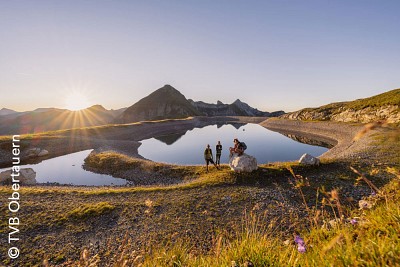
0;0;399;112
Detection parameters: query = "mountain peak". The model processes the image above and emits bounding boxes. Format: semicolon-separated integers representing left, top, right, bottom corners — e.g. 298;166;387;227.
117;85;201;123
0;108;18;116
87;104;107;111
159;84;178;92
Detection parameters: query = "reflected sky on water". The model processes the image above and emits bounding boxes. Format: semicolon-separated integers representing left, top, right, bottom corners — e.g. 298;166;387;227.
139;123;329;165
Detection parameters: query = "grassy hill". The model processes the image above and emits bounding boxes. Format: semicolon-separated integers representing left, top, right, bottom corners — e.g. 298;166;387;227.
282;88;400;123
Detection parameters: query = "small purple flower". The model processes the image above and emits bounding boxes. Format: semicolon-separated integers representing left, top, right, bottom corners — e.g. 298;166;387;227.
297;244;306;253
350;219;358;225
294;235;305;246
371;191;376;196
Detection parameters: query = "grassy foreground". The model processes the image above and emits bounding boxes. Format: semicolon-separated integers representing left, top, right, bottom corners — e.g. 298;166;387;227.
64;167;400;267
1;123;398;267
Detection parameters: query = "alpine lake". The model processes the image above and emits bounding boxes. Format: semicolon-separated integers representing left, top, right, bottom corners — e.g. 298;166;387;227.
0;123;330;186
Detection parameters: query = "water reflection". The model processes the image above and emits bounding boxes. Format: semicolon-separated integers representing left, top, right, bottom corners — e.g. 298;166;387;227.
282;134;335;148
0;150;127;186
139;123;329;165
154;132;186;145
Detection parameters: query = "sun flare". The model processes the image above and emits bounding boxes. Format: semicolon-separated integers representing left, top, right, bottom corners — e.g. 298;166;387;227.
65;92;91;111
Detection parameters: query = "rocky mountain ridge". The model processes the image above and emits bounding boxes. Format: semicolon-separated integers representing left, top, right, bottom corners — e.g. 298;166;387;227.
188;98;284;117
118;84;284;123
281;88;400;123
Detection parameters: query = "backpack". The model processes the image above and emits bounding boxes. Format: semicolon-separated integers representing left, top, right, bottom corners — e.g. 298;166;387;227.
240;142;247;151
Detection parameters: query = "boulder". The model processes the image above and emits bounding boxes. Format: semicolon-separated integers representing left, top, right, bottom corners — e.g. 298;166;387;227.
26;147;49;157
26;148;41;157
37;149;49;157
299;153;320;165
229;153;258;172
0;168;37;185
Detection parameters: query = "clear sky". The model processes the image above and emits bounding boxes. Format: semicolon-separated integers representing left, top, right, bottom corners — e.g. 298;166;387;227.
1;0;399;112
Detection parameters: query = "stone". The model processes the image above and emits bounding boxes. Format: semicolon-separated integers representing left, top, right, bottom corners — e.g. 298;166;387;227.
26;148;41;157
358;199;374;210
0;168;37;185
37;149;49;157
299;153;320;165
229;153;258;172
26;147;49;157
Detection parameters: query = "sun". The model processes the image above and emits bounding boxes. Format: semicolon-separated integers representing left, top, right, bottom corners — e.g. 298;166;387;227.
65;92;91;111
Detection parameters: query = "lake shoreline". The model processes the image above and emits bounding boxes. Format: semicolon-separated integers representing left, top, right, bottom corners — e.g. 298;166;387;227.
260;118;370;161
0;116;267;168
0;116;386;173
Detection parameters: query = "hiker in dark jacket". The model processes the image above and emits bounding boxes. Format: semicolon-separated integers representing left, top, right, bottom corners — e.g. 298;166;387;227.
204;144;219;172
215;141;222;166
229;138;245;156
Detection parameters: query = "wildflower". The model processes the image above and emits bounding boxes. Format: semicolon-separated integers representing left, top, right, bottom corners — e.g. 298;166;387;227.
297;244;306;253
371;190;376;196
294;235;307;253
350;218;358;225
294;235;305;246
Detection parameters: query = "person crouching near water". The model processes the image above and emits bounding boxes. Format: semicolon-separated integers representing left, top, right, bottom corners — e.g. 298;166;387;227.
204;144;219;172
229;138;244;157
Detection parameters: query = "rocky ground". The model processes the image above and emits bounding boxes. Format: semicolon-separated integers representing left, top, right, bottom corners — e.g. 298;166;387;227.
0;117;398;266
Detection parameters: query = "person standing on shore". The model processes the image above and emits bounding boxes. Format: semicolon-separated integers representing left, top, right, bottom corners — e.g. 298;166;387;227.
216;141;222;166
204;144;219;172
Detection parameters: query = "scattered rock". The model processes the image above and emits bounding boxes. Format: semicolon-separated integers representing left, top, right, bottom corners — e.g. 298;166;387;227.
26;147;49;157
358;199;374;210
244;260;254;267
0;168;37;185
299;153;320;166
37;149;49;157
229;153;258;172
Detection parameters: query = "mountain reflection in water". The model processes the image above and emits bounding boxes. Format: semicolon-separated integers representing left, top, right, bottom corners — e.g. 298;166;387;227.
139;123;329;165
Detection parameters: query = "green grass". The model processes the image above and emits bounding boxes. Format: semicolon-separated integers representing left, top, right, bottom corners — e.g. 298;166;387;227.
285;88;400;122
61;202;115;221
317;88;400;112
346;88;400;110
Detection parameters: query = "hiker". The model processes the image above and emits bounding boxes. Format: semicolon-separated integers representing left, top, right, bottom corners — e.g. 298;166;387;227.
229;138;246;156
204;144;219;172
215;141;222;166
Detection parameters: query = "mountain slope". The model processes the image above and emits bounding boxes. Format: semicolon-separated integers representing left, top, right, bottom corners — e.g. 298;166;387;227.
0;105;119;135
281;88;400;123
117;85;201;123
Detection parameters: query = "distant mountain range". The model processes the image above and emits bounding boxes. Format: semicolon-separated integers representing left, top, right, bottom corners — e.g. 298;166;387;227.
0;105;127;135
117;84;284;123
1;85;398;135
0;84;282;135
